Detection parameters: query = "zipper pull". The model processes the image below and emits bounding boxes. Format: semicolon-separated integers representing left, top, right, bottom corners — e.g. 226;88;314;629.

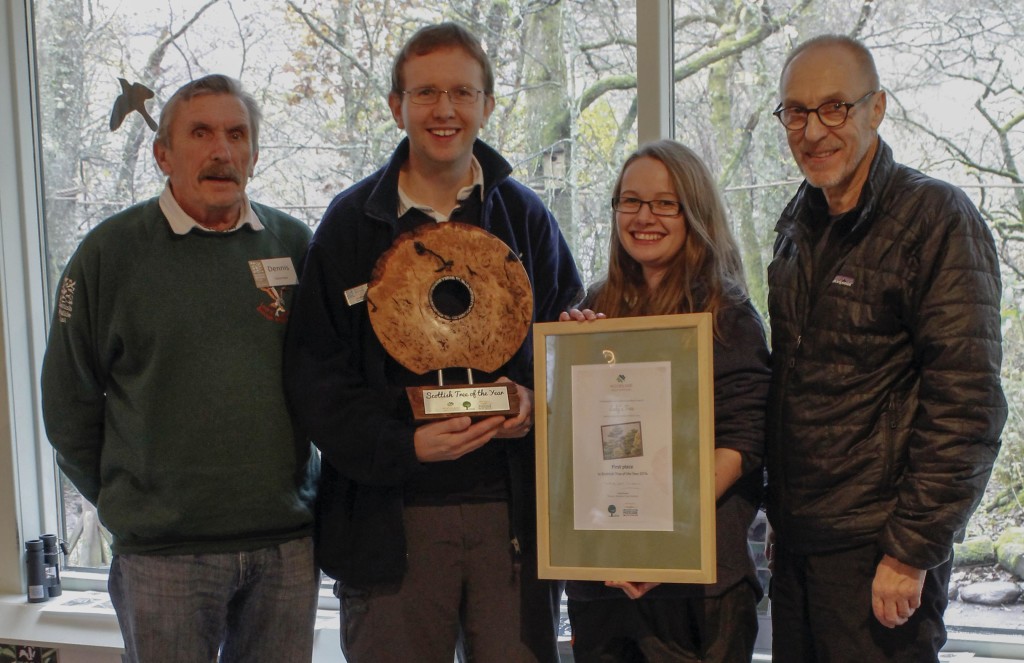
510;537;522;583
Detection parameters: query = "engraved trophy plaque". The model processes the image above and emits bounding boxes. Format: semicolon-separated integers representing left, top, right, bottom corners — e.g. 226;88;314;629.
366;222;534;420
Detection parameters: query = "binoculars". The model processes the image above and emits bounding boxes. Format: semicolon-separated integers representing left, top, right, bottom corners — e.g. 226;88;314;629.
25;534;67;603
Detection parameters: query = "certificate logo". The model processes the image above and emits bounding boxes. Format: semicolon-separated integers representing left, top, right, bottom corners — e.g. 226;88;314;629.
607;504;617;517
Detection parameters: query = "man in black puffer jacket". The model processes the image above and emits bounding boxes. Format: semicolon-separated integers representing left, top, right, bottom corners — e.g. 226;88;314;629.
765;35;1006;663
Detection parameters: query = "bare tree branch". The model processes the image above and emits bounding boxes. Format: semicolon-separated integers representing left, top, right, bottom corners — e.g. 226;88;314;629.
286;0;375;82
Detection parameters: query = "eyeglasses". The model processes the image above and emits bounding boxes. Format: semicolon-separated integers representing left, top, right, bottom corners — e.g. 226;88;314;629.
402;86;484;106
772;90;878;131
612;197;682;217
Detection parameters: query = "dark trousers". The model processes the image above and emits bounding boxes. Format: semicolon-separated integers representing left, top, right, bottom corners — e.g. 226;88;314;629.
567;581;759;662
336;502;560;663
770;543;952;663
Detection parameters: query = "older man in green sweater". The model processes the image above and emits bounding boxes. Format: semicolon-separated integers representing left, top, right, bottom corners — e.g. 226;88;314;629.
41;74;318;663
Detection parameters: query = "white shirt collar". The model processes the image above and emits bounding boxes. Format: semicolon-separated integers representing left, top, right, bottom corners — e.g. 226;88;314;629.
397;156;485;222
159;182;264;235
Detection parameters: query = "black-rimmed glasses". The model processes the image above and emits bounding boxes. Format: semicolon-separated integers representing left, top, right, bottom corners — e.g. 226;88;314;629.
612;197;682;217
402;86;484;105
772;90;878;131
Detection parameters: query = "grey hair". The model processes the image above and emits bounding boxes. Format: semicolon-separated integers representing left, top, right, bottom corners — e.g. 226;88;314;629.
155;74;262;152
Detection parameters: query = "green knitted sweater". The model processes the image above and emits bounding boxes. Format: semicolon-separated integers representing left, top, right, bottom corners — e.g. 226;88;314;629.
41;197;317;555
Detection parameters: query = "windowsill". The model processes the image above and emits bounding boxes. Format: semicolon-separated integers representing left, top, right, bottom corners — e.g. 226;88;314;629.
0;591;124;653
3;591;1022;663
0;591;344;663
943;628;1024;661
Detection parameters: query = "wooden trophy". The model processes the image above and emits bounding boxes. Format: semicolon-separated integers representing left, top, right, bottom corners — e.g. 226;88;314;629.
366;222;534;420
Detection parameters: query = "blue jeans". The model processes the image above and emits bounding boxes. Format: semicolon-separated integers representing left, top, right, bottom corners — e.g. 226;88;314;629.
108;537;318;663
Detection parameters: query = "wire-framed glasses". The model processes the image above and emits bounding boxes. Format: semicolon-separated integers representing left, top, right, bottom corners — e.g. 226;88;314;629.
772;90;878;130
612;197;682;217
402;86;484;105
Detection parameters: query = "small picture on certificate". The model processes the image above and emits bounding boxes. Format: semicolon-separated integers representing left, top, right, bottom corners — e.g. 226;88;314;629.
601;422;643;460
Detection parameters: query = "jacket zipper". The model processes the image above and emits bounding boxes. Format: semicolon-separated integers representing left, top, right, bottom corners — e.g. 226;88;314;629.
775;225;813;541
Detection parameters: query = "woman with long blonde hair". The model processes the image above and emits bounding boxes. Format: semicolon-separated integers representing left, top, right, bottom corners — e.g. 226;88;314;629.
561;140;770;662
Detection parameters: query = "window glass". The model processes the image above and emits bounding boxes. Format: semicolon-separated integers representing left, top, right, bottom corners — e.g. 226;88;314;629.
33;0;638;567
672;0;1024;640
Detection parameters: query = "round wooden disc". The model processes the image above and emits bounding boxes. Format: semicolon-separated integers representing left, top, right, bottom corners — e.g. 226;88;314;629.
367;222;534;375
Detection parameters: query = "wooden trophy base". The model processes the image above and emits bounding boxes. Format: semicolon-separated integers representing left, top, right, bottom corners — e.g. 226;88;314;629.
407;382;520;421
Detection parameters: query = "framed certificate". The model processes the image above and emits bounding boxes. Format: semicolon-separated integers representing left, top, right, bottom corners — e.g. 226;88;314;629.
532;312;716;583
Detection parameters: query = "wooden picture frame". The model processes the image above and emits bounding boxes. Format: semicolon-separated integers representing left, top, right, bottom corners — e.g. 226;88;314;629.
532;313;716;583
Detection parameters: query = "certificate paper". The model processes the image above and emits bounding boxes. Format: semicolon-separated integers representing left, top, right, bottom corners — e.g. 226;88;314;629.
571;361;673;531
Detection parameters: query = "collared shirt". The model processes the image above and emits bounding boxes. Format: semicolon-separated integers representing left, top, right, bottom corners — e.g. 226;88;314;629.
396;156;485;222
158;182;264;235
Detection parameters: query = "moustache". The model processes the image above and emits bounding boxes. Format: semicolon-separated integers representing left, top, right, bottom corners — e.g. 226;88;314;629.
199;166;242;183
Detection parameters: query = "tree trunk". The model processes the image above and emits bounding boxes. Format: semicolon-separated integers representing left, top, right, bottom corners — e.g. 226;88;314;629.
522;0;573;246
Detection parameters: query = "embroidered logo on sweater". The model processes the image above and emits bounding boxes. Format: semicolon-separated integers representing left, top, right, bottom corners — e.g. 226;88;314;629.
256;286;291;322
832;275;855;287
57;276;76;323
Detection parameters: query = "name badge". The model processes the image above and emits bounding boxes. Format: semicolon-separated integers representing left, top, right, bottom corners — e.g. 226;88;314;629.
249;257;299;288
345;283;368;306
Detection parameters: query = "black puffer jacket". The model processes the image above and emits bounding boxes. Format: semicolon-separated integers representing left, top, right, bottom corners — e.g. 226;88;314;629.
766;139;1006;571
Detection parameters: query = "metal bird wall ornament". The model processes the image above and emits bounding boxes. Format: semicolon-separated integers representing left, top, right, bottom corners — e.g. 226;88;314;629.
109;78;158;132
